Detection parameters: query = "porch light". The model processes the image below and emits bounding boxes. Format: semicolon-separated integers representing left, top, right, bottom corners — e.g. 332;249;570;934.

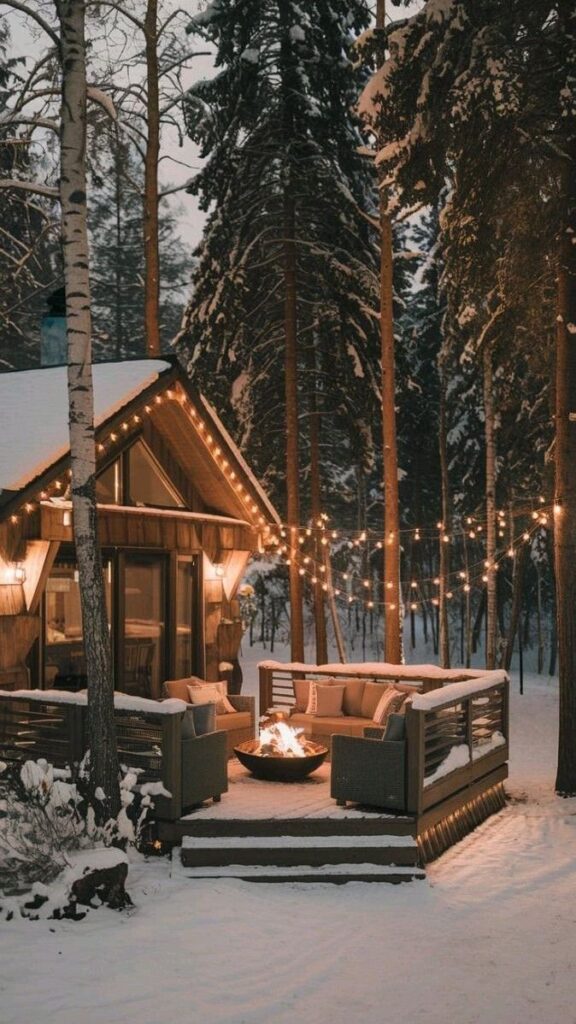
0;562;26;585
214;563;225;578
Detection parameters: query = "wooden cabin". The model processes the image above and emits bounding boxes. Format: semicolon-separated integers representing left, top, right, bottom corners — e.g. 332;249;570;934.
0;358;279;697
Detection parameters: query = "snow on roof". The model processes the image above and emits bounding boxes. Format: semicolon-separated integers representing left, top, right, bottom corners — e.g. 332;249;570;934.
0;360;171;495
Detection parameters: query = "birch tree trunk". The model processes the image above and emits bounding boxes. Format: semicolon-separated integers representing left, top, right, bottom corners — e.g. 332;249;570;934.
144;0;161;358
58;0;120;819
554;130;576;796
376;0;401;663
483;343;497;669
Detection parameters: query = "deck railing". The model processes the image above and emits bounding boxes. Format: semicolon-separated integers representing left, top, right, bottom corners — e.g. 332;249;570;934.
0;690;189;820
405;672;509;819
257;661;464;714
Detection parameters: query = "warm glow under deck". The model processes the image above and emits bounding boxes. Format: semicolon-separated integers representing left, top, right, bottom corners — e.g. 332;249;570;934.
180;759;413;822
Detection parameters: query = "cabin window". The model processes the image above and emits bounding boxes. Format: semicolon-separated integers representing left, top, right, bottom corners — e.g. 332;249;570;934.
44;559;112;691
95;440;184;509
122;554;167;700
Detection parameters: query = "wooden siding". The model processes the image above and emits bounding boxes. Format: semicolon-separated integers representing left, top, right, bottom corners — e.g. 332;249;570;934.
39;503;258;554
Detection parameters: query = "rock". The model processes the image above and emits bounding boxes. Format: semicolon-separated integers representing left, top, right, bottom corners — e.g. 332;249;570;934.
70;859;132;911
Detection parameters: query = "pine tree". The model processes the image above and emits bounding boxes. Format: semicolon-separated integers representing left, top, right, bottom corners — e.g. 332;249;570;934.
88;131;190;361
179;0;379;659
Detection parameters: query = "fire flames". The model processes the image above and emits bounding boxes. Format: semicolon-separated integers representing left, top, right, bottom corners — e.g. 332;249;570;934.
255;720;314;758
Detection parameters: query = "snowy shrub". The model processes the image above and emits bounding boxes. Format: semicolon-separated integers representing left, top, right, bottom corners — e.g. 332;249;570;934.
0;757;168;905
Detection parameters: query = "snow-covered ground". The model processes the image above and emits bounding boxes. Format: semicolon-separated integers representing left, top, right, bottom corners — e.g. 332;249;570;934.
2;657;575;1024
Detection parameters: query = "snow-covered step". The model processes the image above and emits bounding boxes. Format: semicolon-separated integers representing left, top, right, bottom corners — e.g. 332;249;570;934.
176;815;416;838
180;833;419;869
177;862;426;884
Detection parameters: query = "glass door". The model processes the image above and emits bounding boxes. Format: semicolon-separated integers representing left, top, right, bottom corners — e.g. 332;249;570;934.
175;556;199;679
122;554;166;699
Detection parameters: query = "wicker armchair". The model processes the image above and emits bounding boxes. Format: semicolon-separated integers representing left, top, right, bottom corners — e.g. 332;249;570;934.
330;727;407;812
162;678;256;758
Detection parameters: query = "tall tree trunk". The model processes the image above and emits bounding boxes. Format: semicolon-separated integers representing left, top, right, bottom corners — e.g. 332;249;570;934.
114;126;123;360
554;129;576;795
376;0;401;663
503;542;527;672
282;191;304;661
58;0;119;820
483;343;497;668
438;377;451;667
308;338;327;663
279;16;304;663
144;0;161;357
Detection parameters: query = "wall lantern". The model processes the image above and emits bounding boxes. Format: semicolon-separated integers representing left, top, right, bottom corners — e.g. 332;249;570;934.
0;562;27;585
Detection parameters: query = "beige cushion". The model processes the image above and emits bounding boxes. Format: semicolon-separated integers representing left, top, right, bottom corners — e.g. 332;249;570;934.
215;711;251;732
187;682;235;714
361;681;394;719
164;677;194;701
293;678;318;712
305;683;345;717
339;678;366;716
293;676;366;716
373;686;407;725
290;713;368;738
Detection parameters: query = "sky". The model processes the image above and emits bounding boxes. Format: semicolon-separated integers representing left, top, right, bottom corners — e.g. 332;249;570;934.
3;1;424;251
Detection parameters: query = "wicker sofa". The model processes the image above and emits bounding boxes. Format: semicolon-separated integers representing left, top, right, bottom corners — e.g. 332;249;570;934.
163;677;255;758
284;676;423;756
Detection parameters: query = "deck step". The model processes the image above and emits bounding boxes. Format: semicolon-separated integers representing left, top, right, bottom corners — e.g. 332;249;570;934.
171;815;416;839
177;861;425;884
180;833;419;869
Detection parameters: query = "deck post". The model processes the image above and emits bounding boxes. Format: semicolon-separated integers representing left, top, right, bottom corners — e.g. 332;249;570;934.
259;666;273;715
161;713;182;820
405;705;424;817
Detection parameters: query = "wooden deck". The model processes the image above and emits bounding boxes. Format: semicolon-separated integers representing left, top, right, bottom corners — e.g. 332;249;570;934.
160;760;423;884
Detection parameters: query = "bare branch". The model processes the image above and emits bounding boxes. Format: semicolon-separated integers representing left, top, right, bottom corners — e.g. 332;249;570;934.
0;179;59;199
0;115;59;133
87;86;117;121
86;0;145;33
1;0;60;46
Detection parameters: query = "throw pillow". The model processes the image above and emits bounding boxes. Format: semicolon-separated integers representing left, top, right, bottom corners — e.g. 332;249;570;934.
189;702;216;735
361;681;392;719
305;682;345;717
383;713;406;741
293;677;334;712
181;707;197;739
372;686;407;726
187;682;235;715
340;678;366;716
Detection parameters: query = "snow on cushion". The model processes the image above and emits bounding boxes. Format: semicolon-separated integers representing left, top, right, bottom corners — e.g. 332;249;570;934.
305;682;345;718
187;681;235;715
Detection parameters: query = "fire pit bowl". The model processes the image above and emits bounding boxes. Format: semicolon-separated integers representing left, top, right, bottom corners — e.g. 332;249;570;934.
234;739;328;782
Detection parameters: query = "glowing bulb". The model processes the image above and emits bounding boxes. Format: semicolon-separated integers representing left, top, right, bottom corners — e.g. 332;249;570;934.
410;602;417;611
464;584;471;592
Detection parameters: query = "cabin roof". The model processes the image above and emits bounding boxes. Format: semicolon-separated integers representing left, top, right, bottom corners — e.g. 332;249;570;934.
0;358;280;529
0;360;169;494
